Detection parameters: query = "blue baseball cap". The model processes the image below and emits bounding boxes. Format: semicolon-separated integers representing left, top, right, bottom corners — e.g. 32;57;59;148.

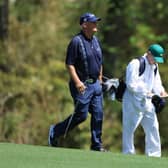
79;13;101;25
148;44;165;63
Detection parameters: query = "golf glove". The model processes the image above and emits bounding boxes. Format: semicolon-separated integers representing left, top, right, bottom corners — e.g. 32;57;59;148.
151;95;166;113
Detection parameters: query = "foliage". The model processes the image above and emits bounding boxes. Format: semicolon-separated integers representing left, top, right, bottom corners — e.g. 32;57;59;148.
0;0;72;146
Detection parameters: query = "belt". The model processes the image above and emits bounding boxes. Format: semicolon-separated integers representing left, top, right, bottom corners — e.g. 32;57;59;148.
85;78;97;84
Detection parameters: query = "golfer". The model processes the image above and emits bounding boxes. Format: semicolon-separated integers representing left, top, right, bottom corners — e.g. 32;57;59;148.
122;44;168;157
48;12;106;152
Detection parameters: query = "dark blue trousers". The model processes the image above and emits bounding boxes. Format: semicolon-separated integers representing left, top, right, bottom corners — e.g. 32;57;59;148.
53;80;103;149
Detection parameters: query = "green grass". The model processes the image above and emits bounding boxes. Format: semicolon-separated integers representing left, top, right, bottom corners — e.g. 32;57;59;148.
0;143;168;168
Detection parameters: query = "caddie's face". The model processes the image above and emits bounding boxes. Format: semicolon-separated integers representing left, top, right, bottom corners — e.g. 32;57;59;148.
147;51;156;65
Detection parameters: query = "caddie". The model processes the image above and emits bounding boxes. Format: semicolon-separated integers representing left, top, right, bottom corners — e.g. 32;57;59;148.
122;44;168;157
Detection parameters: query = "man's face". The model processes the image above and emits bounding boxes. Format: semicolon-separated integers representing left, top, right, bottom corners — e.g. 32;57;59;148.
84;22;98;33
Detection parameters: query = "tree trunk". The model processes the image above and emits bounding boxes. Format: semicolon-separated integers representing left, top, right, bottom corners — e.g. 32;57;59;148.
0;0;9;40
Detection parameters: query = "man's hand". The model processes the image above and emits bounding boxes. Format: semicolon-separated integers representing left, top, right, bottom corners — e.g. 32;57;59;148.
76;82;87;94
66;65;87;94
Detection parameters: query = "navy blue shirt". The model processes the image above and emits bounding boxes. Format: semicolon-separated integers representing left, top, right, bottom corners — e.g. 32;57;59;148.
66;31;103;81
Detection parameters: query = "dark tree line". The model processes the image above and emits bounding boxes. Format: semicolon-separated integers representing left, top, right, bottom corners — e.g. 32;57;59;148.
0;0;8;40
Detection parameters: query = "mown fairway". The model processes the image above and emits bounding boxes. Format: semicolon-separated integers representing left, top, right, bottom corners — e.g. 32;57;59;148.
0;143;168;168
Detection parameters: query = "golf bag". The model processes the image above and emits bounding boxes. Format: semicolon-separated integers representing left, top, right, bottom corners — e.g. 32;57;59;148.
102;76;119;100
103;56;157;102
152;95;166;113
115;78;126;102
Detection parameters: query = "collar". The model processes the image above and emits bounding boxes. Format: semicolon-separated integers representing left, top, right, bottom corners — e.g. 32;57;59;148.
80;31;93;41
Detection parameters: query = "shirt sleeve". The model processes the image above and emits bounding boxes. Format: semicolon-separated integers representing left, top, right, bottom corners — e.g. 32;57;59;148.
65;36;79;65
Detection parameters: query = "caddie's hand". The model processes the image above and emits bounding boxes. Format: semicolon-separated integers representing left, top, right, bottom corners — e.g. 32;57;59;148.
76;82;86;94
160;91;168;98
146;92;154;98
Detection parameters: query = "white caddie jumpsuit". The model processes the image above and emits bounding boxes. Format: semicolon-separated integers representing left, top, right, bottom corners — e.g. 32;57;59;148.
122;54;165;157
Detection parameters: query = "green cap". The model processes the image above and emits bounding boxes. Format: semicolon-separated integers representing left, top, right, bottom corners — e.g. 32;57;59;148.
148;44;165;63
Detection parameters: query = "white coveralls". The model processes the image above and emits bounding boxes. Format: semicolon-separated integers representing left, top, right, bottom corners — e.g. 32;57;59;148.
122;54;165;157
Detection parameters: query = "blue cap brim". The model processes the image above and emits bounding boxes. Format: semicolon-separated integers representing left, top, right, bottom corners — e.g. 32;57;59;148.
154;57;164;63
88;17;101;22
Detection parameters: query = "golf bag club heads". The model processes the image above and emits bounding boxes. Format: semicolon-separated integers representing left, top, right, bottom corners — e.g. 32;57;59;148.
102;76;119;100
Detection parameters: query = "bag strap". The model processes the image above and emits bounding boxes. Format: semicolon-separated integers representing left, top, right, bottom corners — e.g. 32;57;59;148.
137;56;145;76
76;35;89;78
154;65;157;75
137;56;157;76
